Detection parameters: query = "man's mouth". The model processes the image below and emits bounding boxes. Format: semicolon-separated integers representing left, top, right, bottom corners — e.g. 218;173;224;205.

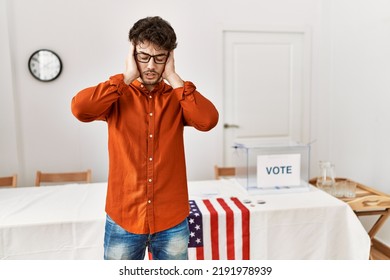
144;71;158;79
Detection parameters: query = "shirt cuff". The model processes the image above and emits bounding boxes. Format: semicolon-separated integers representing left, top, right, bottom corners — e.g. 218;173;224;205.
175;81;196;102
109;74;131;95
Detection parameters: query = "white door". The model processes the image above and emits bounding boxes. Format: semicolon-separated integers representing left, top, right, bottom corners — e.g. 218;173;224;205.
223;29;311;165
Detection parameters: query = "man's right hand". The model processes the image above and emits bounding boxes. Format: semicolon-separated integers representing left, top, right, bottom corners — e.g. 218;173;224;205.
123;42;140;85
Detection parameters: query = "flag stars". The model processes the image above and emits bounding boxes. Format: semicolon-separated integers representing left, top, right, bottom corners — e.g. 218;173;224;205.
187;200;204;248
188;232;202;244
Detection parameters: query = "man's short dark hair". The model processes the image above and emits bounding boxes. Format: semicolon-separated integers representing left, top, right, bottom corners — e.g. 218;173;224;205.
129;16;177;51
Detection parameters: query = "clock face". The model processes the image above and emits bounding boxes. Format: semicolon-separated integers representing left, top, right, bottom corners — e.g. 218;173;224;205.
28;49;62;82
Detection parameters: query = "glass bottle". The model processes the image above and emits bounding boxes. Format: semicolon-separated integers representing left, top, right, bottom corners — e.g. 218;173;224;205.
316;161;335;195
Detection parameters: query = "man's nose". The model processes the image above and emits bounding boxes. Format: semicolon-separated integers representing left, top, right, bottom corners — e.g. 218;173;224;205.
146;58;157;69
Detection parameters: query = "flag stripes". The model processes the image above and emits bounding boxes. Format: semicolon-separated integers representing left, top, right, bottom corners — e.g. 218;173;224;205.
217;198;235;259
188;197;250;260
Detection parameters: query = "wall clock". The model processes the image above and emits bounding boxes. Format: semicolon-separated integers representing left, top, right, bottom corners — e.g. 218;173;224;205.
28;49;62;82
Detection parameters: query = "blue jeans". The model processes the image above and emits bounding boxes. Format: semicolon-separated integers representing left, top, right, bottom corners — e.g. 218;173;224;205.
104;215;189;260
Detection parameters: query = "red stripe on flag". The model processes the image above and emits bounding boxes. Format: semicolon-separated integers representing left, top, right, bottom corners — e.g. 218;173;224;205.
203;199;220;260
217;198;235;259
231;197;250;260
196;246;204;260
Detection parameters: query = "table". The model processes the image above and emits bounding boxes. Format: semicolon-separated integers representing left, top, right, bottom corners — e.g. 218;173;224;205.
0;183;106;260
0;180;370;260
310;178;390;244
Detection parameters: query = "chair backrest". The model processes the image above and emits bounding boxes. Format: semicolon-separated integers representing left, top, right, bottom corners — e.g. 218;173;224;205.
214;165;235;180
35;169;92;186
0;174;17;187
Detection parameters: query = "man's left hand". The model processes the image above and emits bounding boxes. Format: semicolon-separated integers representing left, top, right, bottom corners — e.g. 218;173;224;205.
163;50;184;89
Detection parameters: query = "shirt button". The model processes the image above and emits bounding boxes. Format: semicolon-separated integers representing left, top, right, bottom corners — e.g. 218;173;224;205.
149;157;153;161
149;112;153;116
149;134;153;138
148;200;151;204
148;178;152;183
149;95;152;99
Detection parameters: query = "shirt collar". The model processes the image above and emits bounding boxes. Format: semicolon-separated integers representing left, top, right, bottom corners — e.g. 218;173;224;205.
132;79;166;94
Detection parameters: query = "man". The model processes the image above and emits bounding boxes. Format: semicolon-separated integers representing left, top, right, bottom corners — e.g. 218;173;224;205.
71;16;219;260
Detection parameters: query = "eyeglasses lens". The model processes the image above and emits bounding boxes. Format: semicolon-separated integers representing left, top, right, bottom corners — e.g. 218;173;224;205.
135;53;168;64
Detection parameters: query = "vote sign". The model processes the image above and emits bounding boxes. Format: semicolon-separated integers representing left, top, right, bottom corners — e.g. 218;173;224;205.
257;154;301;188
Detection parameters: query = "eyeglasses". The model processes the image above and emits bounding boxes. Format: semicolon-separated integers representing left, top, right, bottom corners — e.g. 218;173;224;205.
134;52;169;64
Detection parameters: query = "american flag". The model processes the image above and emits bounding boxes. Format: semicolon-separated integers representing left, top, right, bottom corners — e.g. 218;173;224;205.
187;197;250;260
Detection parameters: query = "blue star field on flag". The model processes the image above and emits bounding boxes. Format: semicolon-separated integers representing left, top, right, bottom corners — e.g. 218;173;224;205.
187;200;203;247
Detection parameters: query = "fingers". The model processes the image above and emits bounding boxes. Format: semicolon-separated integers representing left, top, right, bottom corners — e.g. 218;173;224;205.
163;50;175;76
167;50;174;63
123;42;140;85
128;42;136;62
129;41;135;55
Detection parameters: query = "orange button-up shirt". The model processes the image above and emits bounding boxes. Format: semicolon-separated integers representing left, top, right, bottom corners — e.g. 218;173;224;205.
71;74;219;234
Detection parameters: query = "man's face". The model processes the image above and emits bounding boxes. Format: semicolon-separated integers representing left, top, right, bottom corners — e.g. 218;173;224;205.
134;41;169;88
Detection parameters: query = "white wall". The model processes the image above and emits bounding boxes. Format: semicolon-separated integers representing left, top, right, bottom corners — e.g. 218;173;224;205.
0;0;19;177
1;0;389;246
1;0;323;185
328;0;390;244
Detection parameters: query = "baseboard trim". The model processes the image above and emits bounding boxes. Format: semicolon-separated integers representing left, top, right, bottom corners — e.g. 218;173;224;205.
372;238;390;258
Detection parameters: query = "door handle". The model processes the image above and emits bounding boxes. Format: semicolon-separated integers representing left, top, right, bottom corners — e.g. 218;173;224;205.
224;123;240;129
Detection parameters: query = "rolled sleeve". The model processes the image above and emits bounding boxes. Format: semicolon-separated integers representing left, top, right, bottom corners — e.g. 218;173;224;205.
175;81;219;131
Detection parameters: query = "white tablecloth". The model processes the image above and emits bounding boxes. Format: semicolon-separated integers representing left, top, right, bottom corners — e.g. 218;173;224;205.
0;180;370;260
0;183;106;260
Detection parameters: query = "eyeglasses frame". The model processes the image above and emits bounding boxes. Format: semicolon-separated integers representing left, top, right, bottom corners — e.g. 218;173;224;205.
134;51;169;64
